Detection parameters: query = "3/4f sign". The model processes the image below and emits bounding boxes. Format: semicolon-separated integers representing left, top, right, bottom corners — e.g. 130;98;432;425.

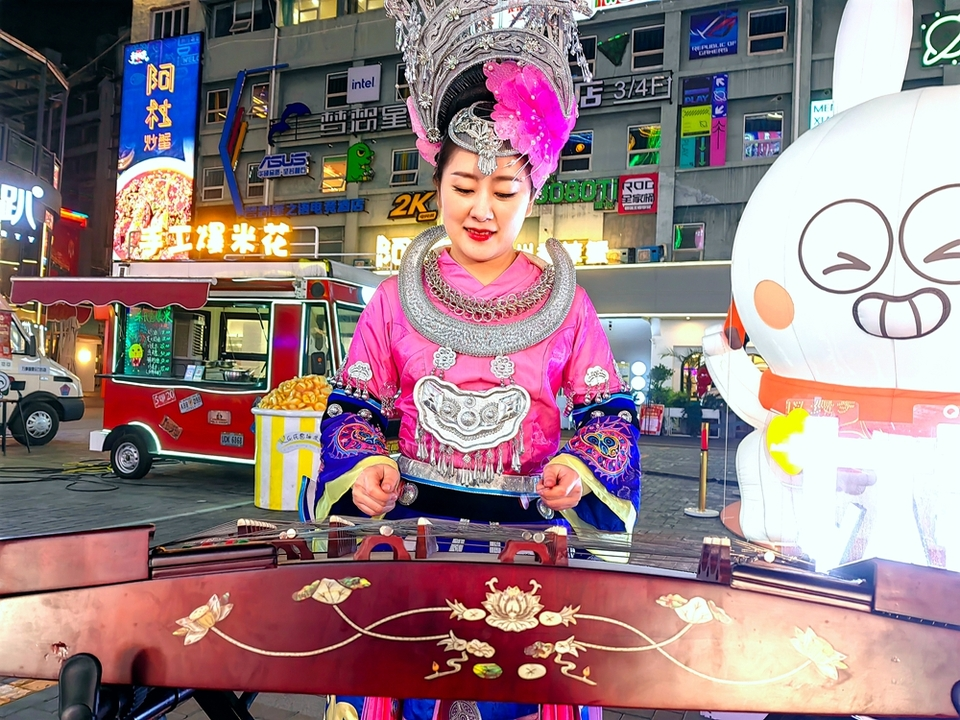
618;174;658;214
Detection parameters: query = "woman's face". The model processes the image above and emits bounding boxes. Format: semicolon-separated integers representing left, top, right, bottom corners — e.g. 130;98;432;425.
437;147;535;276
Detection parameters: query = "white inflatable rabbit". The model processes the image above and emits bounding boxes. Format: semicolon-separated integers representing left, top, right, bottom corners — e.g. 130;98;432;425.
703;0;960;568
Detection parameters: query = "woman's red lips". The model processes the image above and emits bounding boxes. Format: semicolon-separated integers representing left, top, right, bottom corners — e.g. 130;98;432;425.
466;229;493;241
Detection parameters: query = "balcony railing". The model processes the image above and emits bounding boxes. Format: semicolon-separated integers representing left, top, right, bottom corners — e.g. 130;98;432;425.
0;123;61;189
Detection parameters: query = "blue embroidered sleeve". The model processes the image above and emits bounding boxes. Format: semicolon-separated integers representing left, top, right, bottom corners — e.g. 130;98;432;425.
559;397;641;532
299;390;392;521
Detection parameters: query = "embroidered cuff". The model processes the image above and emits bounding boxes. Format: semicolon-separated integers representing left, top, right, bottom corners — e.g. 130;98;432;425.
313;455;399;523
558;415;641;508
571;393;639;429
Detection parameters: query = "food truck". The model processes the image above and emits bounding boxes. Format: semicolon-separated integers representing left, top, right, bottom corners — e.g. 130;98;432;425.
10;259;380;477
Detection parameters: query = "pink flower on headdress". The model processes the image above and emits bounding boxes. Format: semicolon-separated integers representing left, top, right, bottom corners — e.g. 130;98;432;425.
407;96;442;166
484;61;577;190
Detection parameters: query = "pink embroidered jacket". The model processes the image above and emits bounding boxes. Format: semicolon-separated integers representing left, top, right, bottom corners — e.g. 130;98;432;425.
343;249;621;475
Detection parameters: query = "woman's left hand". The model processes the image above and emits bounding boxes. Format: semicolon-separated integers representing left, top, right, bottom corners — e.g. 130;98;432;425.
537;464;583;511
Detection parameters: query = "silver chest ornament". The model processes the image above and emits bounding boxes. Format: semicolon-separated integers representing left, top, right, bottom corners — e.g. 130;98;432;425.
413;376;530;478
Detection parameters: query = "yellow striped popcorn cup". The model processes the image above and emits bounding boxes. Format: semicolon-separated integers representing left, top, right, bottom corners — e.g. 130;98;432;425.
252;407;325;511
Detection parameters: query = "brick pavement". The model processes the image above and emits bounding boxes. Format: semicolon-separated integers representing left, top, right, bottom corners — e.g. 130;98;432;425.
0;406;741;719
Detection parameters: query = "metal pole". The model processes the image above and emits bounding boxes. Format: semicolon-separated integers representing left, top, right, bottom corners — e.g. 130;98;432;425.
684;420;719;518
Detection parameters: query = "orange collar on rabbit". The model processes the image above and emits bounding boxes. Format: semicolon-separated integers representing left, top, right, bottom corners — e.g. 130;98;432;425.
758;370;960;425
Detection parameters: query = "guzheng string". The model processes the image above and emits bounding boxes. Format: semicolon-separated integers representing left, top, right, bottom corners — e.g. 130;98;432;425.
156;518;807;568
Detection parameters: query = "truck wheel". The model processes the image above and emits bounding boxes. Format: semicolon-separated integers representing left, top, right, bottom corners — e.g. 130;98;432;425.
11;402;60;446
111;433;153;479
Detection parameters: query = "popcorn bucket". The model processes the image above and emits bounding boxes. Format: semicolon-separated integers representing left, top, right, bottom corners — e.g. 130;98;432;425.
252;408;325;511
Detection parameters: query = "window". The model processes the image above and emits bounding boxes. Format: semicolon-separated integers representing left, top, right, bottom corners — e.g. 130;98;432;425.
10;320;27;355
293;0;336;22
249;82;270;119
560;131;592;173
350;0;383;13
206;89;230;124
673;223;705;259
627;124;661;167
222;314;269;358
304;304;332;376
247;163;264;199
569;36;596;80
748;8;788;55
743;112;783;159
322;156;347;193
212;0;272;37
390;149;419;185
632;25;665;70
395;63;410;102
334;303;364;366
326;72;348;109
152;5;189;39
202;167;225;201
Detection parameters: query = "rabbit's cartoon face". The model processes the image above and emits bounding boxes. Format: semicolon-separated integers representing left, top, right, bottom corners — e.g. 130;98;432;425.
730;85;960;393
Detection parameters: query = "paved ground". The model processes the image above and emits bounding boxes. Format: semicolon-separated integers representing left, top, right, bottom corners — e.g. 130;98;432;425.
0;399;743;719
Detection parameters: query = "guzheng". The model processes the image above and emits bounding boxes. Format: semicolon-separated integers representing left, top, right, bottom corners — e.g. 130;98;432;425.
1;518;960;720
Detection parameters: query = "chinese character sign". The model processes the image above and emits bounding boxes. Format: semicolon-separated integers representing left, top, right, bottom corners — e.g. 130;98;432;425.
122;221;291;261
114;33;202;262
0;183;43;241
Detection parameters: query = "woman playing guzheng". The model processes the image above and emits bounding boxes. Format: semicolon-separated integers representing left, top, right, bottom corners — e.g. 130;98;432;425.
300;0;641;717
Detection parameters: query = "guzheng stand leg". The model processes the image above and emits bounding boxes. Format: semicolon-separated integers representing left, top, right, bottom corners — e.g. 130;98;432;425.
194;690;258;720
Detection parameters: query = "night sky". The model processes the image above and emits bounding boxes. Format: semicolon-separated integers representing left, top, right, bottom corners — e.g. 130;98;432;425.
0;0;133;74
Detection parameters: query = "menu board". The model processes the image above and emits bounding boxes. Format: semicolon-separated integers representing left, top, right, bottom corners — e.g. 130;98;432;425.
123;306;173;377
0;312;11;359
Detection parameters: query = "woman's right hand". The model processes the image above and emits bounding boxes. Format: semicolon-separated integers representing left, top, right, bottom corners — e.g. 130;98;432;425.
352;463;401;517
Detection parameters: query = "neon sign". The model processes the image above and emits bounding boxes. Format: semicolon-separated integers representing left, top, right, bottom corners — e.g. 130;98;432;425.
126;221;292;260
921;12;960;67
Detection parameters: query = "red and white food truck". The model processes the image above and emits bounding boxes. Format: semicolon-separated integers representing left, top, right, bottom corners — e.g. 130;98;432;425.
11;259;380;478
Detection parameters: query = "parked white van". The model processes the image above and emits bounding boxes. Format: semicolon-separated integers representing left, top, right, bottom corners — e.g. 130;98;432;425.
0;301;84;445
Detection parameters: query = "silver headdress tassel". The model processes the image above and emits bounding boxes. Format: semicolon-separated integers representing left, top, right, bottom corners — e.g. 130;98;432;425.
385;0;595;172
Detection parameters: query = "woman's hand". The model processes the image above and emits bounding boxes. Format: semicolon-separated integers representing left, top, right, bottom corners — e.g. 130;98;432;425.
352;463;401;516
537;463;583;511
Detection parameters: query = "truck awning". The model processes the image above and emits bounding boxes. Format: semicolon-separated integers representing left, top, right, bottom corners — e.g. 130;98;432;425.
10;277;213;310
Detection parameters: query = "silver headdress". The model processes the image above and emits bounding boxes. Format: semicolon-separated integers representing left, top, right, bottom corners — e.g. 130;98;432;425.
385;0;595;185
448;102;517;175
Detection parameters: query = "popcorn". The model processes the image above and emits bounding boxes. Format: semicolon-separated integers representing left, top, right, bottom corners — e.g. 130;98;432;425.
257;375;332;413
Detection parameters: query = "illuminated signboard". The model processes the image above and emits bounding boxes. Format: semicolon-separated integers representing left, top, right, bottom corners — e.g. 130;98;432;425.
810;99;835;128
127;221;292;260
114;33;202;262
921;12;960;67
388;191;438;222
689;9;738;60
257;152;311;179
618;173;658;214
0;182;44;243
590;0;658;11
375;235;614;270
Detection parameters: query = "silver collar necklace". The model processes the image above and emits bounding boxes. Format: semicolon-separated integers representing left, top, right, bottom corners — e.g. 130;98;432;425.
398;226;576;357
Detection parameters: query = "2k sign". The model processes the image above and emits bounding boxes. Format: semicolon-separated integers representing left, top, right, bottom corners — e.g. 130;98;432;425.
389;191;437;222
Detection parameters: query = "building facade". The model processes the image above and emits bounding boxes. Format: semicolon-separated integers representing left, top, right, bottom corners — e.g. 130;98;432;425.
0;31;67;298
127;0;954;388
